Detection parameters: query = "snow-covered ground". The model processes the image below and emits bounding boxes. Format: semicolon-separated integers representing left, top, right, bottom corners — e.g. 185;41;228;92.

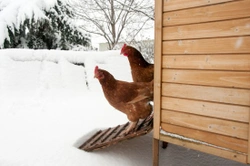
0;49;247;166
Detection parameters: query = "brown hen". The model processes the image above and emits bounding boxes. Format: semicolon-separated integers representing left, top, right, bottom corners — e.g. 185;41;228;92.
120;44;154;82
94;66;153;134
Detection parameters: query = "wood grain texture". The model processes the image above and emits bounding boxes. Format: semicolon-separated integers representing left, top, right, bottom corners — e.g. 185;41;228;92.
155;0;250;163
163;0;250;26
161;123;248;153
162;54;250;71
161;97;249;122
153;138;159;166
153;0;163;141
163;36;250;54
163;0;237;12
159;134;247;163
161;110;248;139
162;83;250;106
163;18;250;40
162;69;250;89
248;106;250;163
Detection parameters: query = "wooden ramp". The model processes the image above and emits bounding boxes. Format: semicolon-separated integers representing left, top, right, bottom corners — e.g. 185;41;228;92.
79;115;153;152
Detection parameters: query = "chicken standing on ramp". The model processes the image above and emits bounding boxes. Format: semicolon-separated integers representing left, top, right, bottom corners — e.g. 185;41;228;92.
94;66;153;135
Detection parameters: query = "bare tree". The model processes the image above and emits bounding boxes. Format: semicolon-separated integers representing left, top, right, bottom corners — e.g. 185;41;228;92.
70;0;154;50
115;0;154;21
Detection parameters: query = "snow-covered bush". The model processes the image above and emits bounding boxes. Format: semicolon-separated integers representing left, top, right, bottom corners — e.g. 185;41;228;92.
0;0;91;50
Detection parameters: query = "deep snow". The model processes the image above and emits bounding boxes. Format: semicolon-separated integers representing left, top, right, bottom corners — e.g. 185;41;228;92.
0;49;247;166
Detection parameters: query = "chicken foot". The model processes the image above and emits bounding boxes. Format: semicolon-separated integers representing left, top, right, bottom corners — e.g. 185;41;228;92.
122;121;138;135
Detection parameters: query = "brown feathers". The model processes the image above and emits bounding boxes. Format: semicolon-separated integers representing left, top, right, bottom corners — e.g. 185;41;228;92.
121;44;154;82
94;66;153;123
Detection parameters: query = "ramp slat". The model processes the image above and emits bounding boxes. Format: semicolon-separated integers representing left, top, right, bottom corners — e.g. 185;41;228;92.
79;115;153;151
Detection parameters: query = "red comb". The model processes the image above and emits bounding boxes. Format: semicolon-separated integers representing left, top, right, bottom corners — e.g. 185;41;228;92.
121;43;127;55
122;43;127;50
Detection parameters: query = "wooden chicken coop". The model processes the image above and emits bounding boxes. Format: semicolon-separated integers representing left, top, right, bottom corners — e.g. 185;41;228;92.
153;0;250;165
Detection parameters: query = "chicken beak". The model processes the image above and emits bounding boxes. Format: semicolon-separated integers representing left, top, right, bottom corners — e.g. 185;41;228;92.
94;73;98;79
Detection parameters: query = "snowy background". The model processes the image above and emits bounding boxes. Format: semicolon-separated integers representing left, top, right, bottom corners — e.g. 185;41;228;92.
0;49;248;166
0;0;60;47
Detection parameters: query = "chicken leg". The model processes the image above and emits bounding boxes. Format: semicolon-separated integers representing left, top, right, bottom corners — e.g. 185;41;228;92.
124;121;138;135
